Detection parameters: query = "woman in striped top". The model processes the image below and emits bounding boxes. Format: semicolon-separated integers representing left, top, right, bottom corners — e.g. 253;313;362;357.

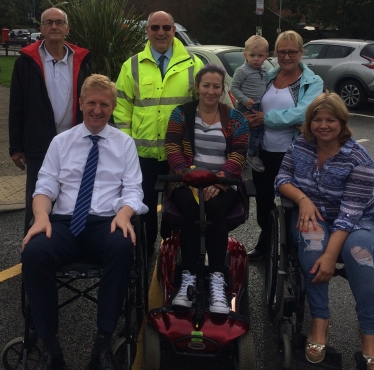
165;64;248;315
275;92;374;369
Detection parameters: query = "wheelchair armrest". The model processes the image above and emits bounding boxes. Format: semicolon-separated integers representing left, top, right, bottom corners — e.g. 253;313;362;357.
244;178;256;197
280;196;296;210
154;181;166;192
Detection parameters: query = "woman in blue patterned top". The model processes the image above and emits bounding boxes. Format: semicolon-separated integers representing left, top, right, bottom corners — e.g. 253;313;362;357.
275;92;374;369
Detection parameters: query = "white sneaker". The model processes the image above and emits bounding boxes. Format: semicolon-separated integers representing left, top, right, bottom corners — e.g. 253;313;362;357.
209;272;230;314
172;270;196;307
246;155;265;172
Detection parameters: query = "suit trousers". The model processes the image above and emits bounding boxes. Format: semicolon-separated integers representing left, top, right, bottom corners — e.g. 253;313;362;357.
21;214;134;339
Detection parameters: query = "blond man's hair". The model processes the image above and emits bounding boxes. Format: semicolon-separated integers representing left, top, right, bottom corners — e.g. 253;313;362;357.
80;74;117;105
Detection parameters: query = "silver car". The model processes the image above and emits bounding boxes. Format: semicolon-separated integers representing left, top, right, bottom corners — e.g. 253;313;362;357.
186;45;275;107
302;39;374;109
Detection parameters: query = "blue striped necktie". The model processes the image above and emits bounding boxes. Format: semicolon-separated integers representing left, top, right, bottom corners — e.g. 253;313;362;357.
69;135;100;236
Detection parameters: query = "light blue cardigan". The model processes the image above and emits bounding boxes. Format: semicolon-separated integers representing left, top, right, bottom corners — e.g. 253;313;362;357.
263;62;323;130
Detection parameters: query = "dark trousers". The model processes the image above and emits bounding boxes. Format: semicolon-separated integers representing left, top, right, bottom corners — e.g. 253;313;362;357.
252;149;286;253
139;157;170;249
21;215;134;339
24;157;44;235
171;186;239;274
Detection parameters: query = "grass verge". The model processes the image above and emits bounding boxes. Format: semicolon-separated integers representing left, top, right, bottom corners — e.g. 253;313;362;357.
0;56;17;87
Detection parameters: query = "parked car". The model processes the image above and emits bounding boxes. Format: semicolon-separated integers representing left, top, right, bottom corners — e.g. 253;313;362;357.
9;29;30;39
302;39;374;109
186;45;275;107
30;32;41;43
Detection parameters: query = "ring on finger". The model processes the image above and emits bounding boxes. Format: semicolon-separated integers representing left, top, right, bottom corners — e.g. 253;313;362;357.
300;217;304;220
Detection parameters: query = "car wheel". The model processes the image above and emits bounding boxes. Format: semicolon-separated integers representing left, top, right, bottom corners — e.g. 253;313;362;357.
338;79;367;109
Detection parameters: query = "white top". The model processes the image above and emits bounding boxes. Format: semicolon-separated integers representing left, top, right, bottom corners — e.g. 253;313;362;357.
261;84;296;152
43;45;73;133
34;124;149;216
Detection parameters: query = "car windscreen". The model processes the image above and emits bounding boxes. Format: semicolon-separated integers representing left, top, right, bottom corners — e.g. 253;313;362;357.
216;51;245;77
361;44;374;59
176;31;199;45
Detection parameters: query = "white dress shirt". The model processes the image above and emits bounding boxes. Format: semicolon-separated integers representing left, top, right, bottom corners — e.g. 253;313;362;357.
34;123;148;216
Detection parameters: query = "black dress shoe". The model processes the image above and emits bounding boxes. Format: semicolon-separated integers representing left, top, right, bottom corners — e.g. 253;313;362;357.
88;349;118;370
37;353;67;370
247;249;265;261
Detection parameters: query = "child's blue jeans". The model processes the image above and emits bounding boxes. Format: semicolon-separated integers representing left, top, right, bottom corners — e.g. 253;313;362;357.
236;103;264;157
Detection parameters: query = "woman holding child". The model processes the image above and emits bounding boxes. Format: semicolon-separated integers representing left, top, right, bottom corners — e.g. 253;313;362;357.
246;30;324;261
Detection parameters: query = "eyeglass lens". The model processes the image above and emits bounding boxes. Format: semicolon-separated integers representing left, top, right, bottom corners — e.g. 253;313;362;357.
278;50;298;57
149;25;172;31
43;19;66;26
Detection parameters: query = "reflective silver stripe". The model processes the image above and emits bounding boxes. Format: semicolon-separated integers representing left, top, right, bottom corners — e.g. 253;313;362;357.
134;96;191;107
116;122;132;129
187;53;196;92
134;138;165;147
117;89;134;103
188;65;194;92
131;55;140;99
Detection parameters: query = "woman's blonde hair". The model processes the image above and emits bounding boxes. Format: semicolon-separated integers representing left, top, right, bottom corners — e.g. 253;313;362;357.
274;30;303;56
301;91;352;144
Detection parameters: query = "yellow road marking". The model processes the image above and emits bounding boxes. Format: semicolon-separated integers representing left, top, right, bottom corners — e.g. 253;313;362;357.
133;258;162;369
0;263;22;282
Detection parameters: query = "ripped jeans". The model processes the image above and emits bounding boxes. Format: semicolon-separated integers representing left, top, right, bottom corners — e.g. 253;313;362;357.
291;212;374;335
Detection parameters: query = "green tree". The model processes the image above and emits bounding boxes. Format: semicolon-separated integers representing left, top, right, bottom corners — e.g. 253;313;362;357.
47;0;145;81
283;0;374;39
0;0;18;29
200;0;293;51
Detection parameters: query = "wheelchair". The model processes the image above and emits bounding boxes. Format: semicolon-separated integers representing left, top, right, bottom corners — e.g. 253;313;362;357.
0;215;148;370
143;168;257;370
264;197;372;370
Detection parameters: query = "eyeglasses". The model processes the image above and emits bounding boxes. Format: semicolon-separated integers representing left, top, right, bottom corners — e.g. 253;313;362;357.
42;19;67;26
277;50;300;57
148;25;173;32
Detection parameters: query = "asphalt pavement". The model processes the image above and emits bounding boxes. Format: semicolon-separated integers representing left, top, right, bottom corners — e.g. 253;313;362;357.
0;82;368;369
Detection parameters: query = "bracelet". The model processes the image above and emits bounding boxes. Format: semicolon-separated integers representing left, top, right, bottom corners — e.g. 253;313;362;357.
297;195;308;205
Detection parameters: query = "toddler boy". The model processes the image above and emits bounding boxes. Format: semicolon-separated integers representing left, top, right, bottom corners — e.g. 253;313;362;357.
231;35;269;172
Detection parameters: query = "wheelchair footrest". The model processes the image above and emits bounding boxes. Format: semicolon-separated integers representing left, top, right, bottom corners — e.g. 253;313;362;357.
292;333;342;369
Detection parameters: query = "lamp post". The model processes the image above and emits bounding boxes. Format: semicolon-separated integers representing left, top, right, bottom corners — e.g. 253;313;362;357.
277;0;282;34
256;0;264;36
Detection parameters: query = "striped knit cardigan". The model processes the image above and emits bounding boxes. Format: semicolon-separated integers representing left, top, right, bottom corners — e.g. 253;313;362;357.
165;100;249;195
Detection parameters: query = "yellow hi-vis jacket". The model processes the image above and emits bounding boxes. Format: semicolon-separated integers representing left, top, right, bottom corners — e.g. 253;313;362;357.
114;38;204;161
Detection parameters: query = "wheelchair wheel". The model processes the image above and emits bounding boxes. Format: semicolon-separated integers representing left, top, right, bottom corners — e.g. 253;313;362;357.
280;333;292;369
233;330;256;370
143;322;160;370
265;205;286;320
112;337;137;369
1;337;41;370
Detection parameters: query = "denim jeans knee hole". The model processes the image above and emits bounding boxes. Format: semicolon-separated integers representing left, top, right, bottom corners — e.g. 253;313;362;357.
350;246;374;267
301;224;325;251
